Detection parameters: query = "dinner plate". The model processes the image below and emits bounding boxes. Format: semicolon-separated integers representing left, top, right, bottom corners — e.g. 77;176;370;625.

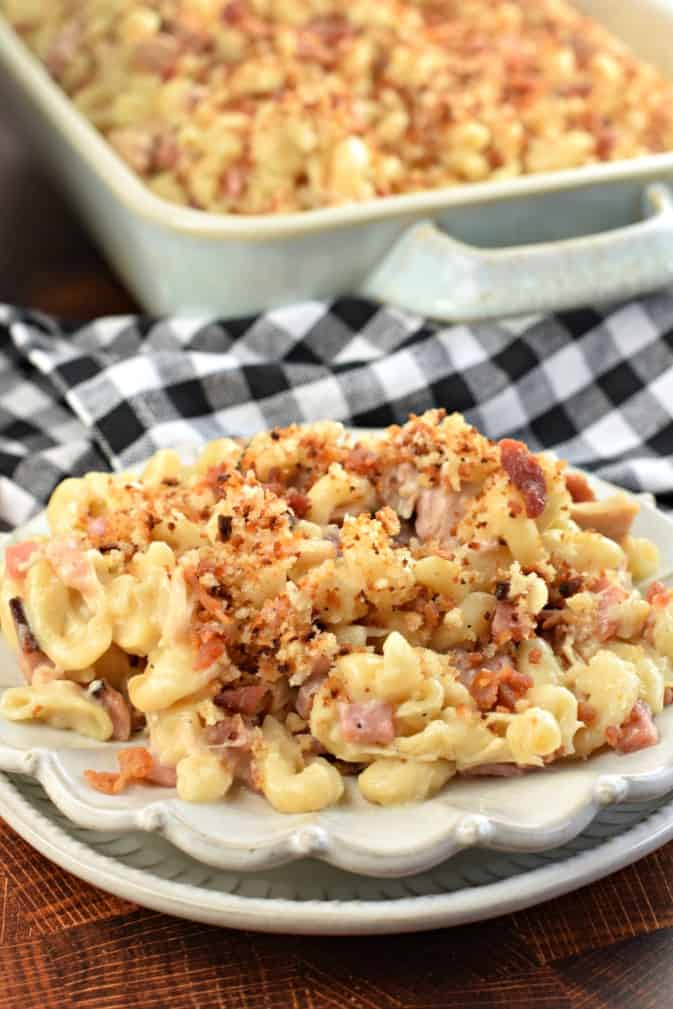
1;467;673;878
1;769;673;934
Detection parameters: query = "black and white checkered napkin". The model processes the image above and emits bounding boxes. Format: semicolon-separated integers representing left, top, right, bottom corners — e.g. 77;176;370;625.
2;293;673;532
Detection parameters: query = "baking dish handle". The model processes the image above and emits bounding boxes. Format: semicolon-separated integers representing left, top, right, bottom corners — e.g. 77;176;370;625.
360;184;673;321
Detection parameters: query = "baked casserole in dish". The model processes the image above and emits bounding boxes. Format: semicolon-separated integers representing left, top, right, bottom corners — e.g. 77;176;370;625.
2;0;673;316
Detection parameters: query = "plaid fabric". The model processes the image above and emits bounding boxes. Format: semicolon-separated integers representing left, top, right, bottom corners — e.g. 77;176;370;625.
2;294;673;532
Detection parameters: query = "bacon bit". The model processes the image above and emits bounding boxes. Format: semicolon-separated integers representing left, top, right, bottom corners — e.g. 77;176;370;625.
606;700;658;754
470;665;533;712
646;581;671;608
528;648;542;665
85;747;155;795
665;687;673;706
345;446;379;476
565;472;595;503
288;490;309;518
577;700;597;725
422;600;441;629
4;541;39;580
499;439;547;518
194;637;227;670
214;683;270;716
217;514;233;541
559;577;582;598
8;597;53;683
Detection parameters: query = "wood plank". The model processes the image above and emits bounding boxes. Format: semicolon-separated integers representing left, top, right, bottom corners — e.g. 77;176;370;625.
510;844;673;965
556;929;673;1009
0;820;135;934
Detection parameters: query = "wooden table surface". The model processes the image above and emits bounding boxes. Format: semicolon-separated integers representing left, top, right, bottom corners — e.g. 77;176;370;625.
3;96;673;1009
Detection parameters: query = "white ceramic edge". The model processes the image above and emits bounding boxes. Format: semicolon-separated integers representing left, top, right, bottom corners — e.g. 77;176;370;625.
1;468;673;878
2;769;673;934
361;185;673;319
2;15;673;243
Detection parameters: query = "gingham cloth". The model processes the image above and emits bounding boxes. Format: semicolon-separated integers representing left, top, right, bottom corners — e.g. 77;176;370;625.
2;294;673;533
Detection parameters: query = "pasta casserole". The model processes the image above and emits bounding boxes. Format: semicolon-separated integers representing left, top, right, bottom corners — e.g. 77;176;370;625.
4;0;673;214
1;411;672;813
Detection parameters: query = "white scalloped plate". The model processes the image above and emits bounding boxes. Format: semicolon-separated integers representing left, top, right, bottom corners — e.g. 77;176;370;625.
2;771;673;933
1;469;672;878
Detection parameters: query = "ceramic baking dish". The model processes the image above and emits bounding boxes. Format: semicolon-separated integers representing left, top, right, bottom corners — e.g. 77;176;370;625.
2;0;673;320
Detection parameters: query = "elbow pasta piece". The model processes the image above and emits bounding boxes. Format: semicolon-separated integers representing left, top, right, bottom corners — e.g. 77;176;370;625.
0;682;113;741
543;528;626;573
176;753;233;802
306;464;376;525
142;449;184;486
570;651;641;757
506;707;562;766
146;696;210;766
527;684;580;754
259;717;344;813
606;643;666;714
358;758;454;806
128;641;216;713
622;536;660;583
108;542;174;654
24;559;112;670
195;438;242;474
517;639;563;686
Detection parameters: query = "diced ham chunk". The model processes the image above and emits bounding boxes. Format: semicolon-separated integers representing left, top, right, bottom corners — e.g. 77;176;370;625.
92;682;132;741
339;701;395;745
4;541;39;580
8;597;53;683
214;683;270;717
491;601;533;645
570;493;639;541
296;675;325;720
500;439;547;518
45;538;101;606
380;463;422;520
565;472;595;503
204;713;256;749
87;516;107;538
606;700;658;754
146;760;178;788
132;35;180;75
595;582;629;641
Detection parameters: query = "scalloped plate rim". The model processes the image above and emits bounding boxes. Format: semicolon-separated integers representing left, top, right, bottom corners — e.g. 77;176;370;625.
2;769;673;934
1;454;673;878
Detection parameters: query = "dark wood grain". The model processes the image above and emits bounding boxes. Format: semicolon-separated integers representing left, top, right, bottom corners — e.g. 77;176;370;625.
3;79;673;1009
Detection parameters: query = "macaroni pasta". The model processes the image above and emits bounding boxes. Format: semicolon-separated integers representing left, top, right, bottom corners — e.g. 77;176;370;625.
1;410;672;812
